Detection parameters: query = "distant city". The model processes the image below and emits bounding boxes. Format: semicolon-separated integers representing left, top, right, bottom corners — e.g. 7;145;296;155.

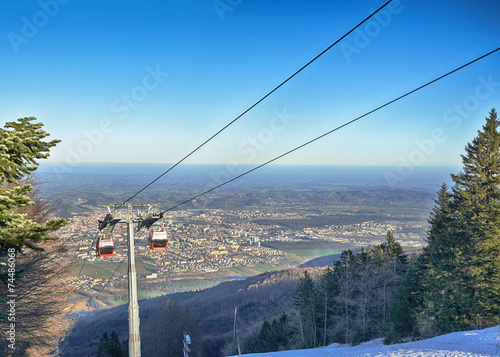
61;204;428;292
38;163;450;303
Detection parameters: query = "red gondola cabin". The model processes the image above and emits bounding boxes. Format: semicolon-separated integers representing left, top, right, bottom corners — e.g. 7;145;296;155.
97;236;115;257
149;228;168;251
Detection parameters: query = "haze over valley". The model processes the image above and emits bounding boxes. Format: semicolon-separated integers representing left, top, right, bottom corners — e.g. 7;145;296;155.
38;163;454;308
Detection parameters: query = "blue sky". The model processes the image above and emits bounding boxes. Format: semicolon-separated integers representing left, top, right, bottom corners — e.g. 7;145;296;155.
1;0;499;168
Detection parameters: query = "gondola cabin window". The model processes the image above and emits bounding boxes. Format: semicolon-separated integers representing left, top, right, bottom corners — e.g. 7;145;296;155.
97;236;115;257
149;228;168;250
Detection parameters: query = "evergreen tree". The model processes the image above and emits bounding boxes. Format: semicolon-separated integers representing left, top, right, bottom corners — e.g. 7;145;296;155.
419;184;463;334
0;117;70;354
376;230;407;267
109;331;125;357
450;108;500;327
291;271;319;348
96;331;126;357
272;314;292;351
244;315;292;353
388;253;428;342
395;108;500;339
257;320;273;352
0;117;65;253
96;332;110;357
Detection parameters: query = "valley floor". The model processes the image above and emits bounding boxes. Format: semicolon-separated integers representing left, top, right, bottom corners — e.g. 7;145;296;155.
231;326;500;357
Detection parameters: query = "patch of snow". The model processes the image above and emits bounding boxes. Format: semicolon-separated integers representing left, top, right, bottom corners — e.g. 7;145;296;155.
230;326;500;357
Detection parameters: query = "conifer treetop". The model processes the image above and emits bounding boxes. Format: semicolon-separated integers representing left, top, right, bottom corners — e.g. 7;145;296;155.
454;108;500;194
0;117;60;183
0;117;65;253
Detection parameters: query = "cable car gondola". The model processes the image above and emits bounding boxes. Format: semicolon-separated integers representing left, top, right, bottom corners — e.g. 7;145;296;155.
149;228;168;251
183;329;191;356
96;235;115;257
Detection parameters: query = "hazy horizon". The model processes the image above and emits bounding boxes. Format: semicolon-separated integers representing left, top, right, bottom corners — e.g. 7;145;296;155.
37;162;460;194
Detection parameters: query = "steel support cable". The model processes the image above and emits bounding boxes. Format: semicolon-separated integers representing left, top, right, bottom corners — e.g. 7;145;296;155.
94;256;127;303
53;230;90;282
60;230;97;277
94;3;393;290
91;47;499;298
77;256;87;277
113;0;394;210
160;47;500;214
76;231;100;278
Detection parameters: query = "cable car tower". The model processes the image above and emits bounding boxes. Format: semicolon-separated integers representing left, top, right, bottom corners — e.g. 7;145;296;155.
98;204;163;357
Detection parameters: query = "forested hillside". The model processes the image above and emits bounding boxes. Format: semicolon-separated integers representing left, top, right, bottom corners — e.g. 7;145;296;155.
243;231;408;353
61;267;323;356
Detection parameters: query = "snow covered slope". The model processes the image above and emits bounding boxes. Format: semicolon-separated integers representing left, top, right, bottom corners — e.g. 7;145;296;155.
231;326;500;357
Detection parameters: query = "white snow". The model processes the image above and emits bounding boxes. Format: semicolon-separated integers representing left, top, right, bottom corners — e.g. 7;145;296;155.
231;326;500;357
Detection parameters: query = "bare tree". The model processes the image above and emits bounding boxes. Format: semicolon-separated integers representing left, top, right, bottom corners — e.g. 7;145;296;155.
11;175;62;224
1;175;74;356
1;241;75;356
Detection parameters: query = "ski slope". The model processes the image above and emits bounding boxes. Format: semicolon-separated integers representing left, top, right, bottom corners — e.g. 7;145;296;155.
231;326;500;357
